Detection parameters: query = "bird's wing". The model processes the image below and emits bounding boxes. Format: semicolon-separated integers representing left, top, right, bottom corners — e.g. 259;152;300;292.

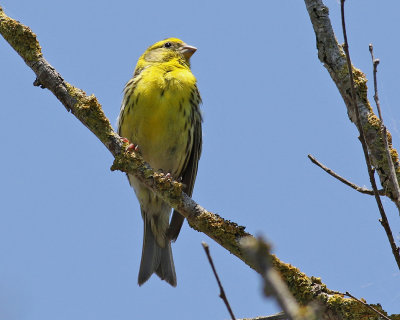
167;90;202;241
117;67;147;135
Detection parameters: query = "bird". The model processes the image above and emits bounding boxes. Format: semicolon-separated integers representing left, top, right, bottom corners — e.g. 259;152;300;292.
117;38;202;287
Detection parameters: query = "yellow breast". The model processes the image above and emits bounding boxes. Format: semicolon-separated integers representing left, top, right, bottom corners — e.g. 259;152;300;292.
119;64;196;176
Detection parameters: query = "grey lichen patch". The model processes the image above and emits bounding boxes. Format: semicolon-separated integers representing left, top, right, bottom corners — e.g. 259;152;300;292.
337;58;351;81
0;8;42;62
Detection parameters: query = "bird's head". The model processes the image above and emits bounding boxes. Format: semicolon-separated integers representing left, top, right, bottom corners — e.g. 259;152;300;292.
139;38;197;67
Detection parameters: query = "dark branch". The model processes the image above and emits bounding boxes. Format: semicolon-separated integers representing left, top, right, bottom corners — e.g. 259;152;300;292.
202;242;236;320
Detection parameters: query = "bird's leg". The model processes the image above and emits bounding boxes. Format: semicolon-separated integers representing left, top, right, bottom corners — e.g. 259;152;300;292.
127;143;140;152
121;137;140;153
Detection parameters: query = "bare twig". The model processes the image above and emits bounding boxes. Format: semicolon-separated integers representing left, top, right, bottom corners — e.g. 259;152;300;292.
202;242;236;320
369;44;400;208
340;0;400;270
308;154;385;196
369;46;383;121
238;312;287;320
344;292;391;320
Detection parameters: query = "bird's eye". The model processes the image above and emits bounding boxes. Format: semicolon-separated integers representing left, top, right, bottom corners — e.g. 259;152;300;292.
164;42;172;48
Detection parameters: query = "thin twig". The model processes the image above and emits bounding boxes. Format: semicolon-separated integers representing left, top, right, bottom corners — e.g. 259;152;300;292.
340;0;400;270
202;242;236;320
344;292;391;320
369;46;383;121
238;312;287;320
308;154;385;196
369;44;400;207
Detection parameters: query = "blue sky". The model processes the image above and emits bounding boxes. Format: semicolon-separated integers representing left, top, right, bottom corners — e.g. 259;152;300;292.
1;0;400;319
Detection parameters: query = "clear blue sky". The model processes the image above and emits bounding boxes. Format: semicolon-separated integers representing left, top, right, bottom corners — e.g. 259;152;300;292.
1;1;400;319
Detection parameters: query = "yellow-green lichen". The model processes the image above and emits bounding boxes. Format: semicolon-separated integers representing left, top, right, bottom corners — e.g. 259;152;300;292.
362;112;400;198
189;211;247;256
153;173;183;201
270;255;330;304
0;8;42;62
391;148;400;167
337;62;372;114
352;68;371;109
66;84;113;144
366;113;381;131
310;276;322;285
326;294;382;320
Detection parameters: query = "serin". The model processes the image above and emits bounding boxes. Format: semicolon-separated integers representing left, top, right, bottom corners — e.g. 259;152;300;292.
117;38;202;287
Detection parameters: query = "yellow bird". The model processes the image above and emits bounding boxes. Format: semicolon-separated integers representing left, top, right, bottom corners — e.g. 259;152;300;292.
117;38;202;287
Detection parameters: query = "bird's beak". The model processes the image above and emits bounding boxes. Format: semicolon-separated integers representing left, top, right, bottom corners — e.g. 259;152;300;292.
180;43;197;60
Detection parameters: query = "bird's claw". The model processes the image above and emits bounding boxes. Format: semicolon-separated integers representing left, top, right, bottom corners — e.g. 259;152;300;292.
121;137;140;153
127;143;140;152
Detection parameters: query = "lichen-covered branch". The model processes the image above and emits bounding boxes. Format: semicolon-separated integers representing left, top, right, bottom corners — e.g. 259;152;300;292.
0;6;394;320
305;0;400;271
241;237;313;320
304;0;400;202
338;0;400;270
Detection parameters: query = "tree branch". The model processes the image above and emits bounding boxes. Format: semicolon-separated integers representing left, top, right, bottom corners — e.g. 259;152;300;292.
304;0;400;270
369;44;400;208
0;6;394;320
304;0;400;203
344;292;392;320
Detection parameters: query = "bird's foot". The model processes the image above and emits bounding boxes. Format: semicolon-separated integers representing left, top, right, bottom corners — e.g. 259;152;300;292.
156;169;173;181
121;138;140;153
127;143;140;152
164;172;174;182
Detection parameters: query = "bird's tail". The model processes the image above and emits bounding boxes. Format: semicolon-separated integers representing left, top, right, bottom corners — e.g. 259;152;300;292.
138;218;177;287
